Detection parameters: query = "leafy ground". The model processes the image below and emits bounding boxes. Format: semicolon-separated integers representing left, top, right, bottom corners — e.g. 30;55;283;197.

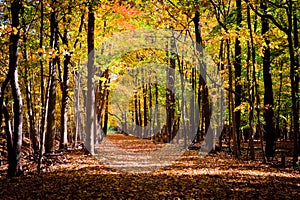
0;134;300;199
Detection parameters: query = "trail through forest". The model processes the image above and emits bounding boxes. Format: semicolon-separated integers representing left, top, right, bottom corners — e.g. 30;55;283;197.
1;134;299;199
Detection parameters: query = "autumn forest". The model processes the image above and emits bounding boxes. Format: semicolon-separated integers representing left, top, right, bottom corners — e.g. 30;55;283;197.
0;0;300;199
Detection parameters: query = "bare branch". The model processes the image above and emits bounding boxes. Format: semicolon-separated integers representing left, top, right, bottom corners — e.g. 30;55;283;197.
209;0;228;32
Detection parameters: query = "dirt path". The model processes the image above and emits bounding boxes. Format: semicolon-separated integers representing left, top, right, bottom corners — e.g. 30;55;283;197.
0;134;300;199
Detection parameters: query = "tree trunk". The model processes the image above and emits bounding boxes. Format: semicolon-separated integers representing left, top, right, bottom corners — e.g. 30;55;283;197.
228;38;237;156
38;0;45;172
218;40;224;150
59;12;72;150
276;62;283;140
261;1;275;158
59;54;70;150
288;20;299;167
234;0;242;156
246;5;257;160
246;39;255;160
149;75;153;137
155;75;161;141
74;70;80;147
86;4;95;154
293;8;299;155
143;72;148;138
59;11;84;149
45;0;58;153
7;0;23;177
165;39;176;143
279;0;299;167
103;84;109;136
194;11;200;143
194;11;210;143
22;27;38;155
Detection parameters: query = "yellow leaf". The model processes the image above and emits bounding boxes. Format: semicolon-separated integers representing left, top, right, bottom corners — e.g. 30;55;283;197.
37;48;45;54
12;27;18;35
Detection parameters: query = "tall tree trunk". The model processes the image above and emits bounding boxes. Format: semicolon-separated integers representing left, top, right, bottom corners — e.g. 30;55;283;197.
45;0;58;153
293;8;299;155
38;0;46;172
103;82;109;136
261;1;275;158
165;39;176;142
149;76;153;137
23;32;38;155
193;11;200;143
246;5;255;160
155;75;161;142
178;56;187;147
143;71;148;138
59;54;70;150
194;11;210;143
253;48;266;163
276;62;283;140
247;4;266;163
74;70;81;147
86;4;95;154
59;12;84;149
7;0;23;177
218;40;224;150
246;41;255;160
286;0;299;167
59;12;71;150
234;0;242;156
134;91;139;135
138;94;142;137
227;39;236;154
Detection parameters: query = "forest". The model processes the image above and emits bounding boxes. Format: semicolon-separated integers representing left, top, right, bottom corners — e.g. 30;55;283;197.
0;0;300;199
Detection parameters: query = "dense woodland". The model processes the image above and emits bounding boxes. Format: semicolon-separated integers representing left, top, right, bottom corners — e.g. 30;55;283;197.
0;0;299;193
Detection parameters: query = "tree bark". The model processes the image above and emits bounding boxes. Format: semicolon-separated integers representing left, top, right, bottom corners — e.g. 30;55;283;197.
22;29;38;155
246;5;256;160
165;39;176;142
7;0;23;177
261;1;275;158
45;0;58;153
293;8;299;155
86;4;95;154
59;12;71;150
38;0;45;172
142;71;148;138
234;0;242;156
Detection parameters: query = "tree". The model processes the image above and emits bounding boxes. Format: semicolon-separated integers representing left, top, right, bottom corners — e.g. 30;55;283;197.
260;0;275;158
0;0;23;177
59;7;85;150
21;10;39;155
86;2;96;154
59;9;72;150
165;38;176;142
234;0;242;156
247;0;299;167
45;0;59;153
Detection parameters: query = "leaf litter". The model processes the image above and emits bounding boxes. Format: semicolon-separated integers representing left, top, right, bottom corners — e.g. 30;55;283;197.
0;134;299;199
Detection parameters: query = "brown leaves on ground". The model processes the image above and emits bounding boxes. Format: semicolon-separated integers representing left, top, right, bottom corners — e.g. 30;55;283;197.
105;134;165;153
0;134;300;199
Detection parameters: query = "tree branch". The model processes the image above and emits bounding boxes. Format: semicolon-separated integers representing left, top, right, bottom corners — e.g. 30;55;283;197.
244;0;288;33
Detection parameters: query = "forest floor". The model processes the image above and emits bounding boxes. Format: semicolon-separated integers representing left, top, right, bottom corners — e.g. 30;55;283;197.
0;134;300;199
